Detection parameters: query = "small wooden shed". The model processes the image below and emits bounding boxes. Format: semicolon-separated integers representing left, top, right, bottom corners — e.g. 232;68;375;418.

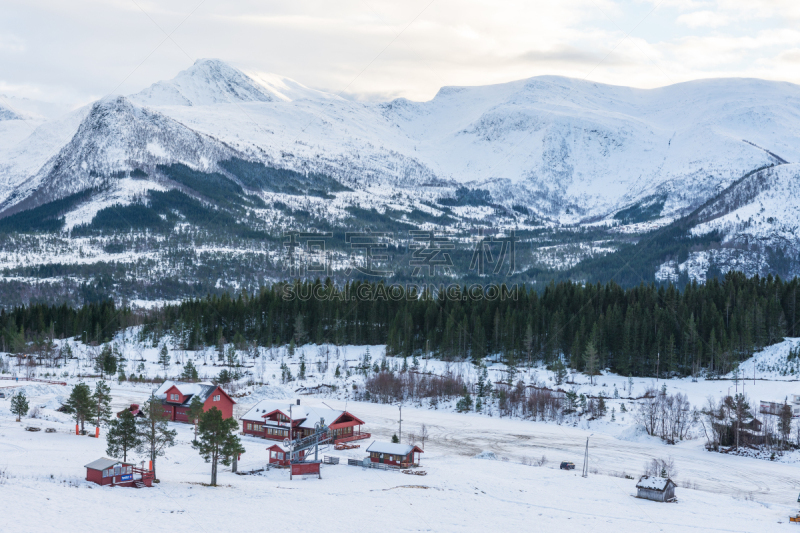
366;441;423;467
636;475;676;502
85;457;153;488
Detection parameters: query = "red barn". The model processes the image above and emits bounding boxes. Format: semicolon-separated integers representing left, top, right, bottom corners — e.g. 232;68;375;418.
154;381;235;422
240;400;368;443
85;457;153;488
366;442;423;467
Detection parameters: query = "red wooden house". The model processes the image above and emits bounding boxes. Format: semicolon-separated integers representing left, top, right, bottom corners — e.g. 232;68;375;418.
240;400;368;443
85;457;153;488
366;441;423;467
154;381;235;422
267;443;307;466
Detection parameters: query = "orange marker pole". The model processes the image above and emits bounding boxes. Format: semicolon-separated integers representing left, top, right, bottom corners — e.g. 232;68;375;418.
95;426;99;438
75;424;79;435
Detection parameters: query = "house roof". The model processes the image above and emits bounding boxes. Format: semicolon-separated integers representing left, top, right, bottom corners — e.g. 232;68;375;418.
154;380;234;406
240;400;361;428
85;457;132;470
636;476;674;491
366;441;423;456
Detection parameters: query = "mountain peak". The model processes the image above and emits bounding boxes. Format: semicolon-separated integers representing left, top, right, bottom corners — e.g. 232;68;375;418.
130;59;274;106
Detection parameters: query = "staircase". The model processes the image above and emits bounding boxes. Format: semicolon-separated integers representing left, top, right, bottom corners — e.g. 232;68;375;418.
134;481;147;489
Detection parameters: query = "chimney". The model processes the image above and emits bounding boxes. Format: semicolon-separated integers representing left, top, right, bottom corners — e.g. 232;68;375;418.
296;399;301;405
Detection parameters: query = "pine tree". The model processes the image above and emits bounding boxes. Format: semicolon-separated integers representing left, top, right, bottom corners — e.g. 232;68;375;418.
136;395;176;482
93;380;113;427
584;341;599;385
10;391;28;421
456;388;473;412
106;410;141;462
63;382;95;432
187;395;205;438
181;359;199;381
299;352;306;380
192;407;244;486
158;344;170;371
391;434;400;443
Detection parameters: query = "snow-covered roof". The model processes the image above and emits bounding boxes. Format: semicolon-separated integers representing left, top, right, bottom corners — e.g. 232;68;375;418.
154;380;217;404
366;441;421;456
636;476;674;491
240;400;302;422
298;407;345;429
240;400;350;427
84;457;131;470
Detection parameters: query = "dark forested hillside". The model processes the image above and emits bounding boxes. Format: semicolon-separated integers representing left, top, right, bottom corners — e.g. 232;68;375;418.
137;271;799;378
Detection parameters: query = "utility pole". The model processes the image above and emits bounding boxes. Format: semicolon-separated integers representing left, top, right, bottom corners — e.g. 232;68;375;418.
398;406;403;443
582;435;592;478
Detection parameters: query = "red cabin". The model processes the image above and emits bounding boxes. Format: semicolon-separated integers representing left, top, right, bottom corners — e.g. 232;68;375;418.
85;457;153;488
153;381;236;422
240;400;368;443
267;444;306;466
366;442;423;467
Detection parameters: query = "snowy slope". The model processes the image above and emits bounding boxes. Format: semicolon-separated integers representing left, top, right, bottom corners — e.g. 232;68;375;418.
691;164;800;250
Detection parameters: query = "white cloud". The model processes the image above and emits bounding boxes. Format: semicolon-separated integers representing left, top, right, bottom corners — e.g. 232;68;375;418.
677;10;730;27
0;0;799;106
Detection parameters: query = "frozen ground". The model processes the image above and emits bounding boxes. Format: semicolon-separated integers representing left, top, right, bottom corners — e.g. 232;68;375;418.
2;336;800;531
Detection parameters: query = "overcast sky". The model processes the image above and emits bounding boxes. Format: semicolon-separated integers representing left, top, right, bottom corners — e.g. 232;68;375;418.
2;0;800;106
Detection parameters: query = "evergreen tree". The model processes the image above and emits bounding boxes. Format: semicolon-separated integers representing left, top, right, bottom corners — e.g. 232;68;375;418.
455;388;473;412
63;382;95;432
779;400;793;448
10;391;28;421
158;344;170;371
93;380;113;427
187;395;205;438
192;407;244;486
181;359;199;381
94;345;117;378
136;395;177;481
391;434;400;443
299;352;306;380
597;396;607;418
584;341;599;385
106;410;141;461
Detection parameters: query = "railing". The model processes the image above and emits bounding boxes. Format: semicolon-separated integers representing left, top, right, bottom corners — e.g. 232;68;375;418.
334;432;371;444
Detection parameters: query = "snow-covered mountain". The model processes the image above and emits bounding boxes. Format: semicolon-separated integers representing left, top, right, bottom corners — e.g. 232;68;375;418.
130;58;277;106
0;59;799;296
3;59;800;223
0;95;243;215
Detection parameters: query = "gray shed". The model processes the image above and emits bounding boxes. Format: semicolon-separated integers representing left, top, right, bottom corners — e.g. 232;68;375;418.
636;476;676;502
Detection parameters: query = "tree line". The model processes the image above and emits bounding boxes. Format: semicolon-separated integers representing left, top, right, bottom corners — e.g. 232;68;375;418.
146;271;798;378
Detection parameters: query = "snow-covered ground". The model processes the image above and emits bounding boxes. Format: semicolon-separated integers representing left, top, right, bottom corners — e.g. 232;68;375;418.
3;335;800;531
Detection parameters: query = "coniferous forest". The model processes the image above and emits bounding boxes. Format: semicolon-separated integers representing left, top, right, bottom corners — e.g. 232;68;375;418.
5;271;796;379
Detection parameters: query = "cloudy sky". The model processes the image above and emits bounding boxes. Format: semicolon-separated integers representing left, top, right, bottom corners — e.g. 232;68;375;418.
2;0;800;106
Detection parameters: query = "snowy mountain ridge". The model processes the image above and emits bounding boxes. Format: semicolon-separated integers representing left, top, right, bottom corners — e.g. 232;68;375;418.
2;59;800;223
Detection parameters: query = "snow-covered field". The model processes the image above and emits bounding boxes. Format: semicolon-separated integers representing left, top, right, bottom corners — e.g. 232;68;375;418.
3;336;800;531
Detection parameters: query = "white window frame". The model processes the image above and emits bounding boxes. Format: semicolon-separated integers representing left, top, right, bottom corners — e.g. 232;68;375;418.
213;395;220;401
